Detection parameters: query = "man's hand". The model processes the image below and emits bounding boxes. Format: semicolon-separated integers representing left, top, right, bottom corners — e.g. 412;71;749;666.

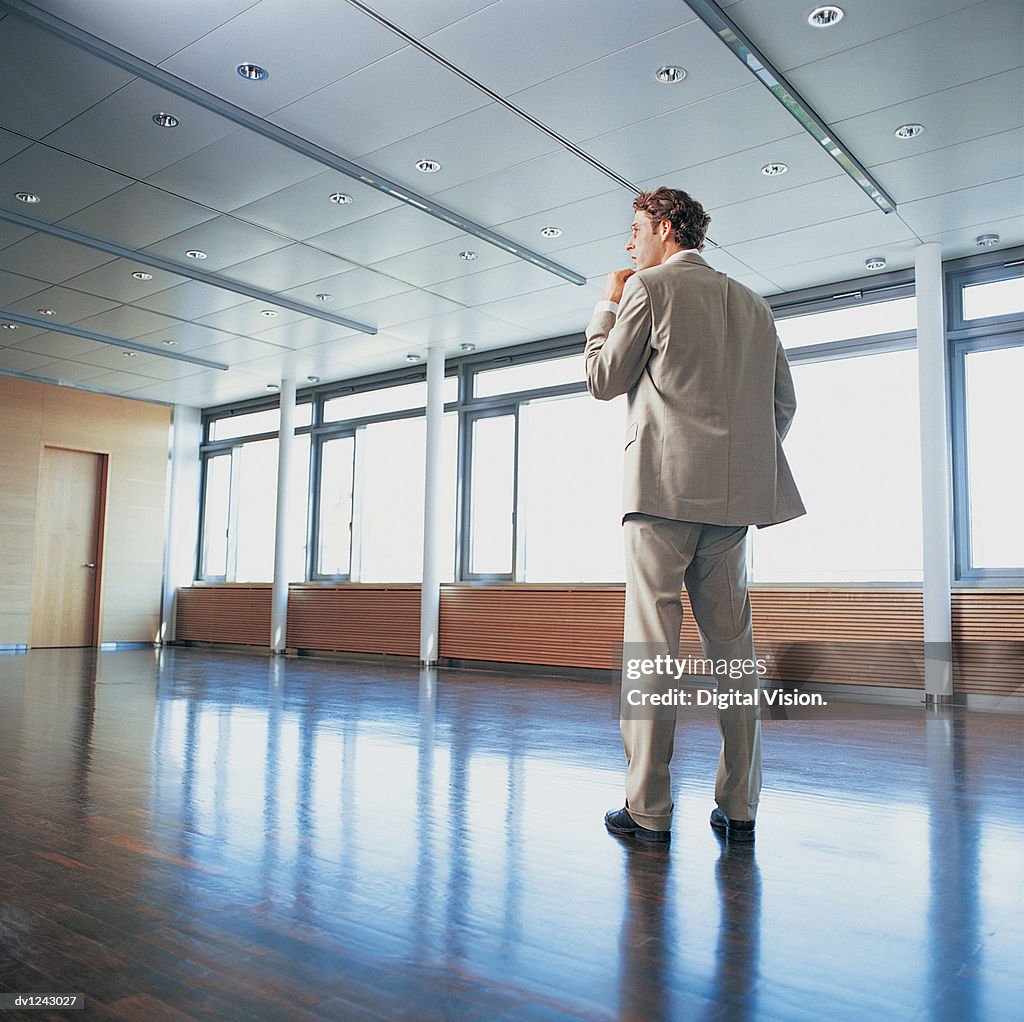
603;268;636;304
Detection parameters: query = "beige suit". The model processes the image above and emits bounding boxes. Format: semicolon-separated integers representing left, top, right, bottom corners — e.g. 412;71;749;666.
586;251;804;829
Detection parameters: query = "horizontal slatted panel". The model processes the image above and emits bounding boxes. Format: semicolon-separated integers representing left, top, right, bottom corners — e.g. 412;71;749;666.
440;587;624;669
176;585;271;646
952;590;1024;697
441;586;927;687
288;586;419;656
174;585;1021;697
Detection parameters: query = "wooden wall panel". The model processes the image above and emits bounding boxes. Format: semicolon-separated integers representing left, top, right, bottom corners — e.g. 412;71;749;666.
0;377;170;646
952;590;1024;698
176;586;272;646
440;586;625;669
288;585;419;656
175;584;1022;700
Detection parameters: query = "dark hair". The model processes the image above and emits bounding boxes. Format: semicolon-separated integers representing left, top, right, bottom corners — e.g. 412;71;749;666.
633;187;711;251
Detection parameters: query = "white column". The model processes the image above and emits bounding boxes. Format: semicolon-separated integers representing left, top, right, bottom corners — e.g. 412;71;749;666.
914;243;954;700
159;404;202;644
271;378;296;654
420;344;445;664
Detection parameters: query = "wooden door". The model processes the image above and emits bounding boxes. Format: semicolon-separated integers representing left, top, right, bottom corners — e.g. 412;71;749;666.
31;447;106;648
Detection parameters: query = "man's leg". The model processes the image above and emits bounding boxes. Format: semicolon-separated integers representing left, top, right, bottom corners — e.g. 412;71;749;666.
621;514;701;831
683;525;761;823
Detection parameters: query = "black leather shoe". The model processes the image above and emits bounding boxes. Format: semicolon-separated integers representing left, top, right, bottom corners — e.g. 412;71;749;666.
709;807;755;842
604;807;670;843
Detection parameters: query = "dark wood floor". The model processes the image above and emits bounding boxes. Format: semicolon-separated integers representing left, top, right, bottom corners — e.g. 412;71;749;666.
0;648;1020;1021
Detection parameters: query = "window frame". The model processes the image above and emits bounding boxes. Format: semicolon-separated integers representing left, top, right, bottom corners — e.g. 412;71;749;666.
946;250;1024;581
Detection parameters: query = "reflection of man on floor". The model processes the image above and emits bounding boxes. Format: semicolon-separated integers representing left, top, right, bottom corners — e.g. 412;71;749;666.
586;187;805;844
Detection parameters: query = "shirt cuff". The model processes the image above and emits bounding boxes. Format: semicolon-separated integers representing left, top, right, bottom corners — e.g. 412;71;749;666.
594;299;619;316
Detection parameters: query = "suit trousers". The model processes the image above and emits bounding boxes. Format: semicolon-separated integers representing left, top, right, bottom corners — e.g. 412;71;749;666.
621;514;762;830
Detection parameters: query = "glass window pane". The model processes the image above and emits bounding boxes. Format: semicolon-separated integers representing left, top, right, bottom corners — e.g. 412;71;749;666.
324;376;457;422
209;403;311;440
519;393;626;581
318;436;355;576
962;277;1024;321
752;349;923;582
357;414;458;582
201;454;230;577
775;297;916;348
965;345;1024;568
234;438;282;582
469;415;515;575
474;353;584;398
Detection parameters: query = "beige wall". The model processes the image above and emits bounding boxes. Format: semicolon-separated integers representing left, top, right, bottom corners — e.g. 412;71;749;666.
0;376;171;646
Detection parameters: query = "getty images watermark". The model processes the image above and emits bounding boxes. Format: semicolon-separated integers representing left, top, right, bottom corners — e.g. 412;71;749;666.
618;645;828;720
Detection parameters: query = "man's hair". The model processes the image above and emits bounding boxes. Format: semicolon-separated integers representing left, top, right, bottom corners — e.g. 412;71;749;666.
633;187;711;251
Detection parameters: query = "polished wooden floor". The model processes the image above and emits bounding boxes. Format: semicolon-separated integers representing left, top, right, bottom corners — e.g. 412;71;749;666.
0;648;1020;1022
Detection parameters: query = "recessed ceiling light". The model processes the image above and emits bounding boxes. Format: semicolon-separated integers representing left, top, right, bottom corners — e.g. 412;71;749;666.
260;309;279;318
329;192;353;205
894;123;924;139
266;383;280;391
655;65;687;84
185;249;207;260
236;63;268;81
808;5;844;28
315;292;333;302
37;308;56;316
459;342;476;352
161;339;177;346
415;159;442;173
15;192;40;203
307;375;320;383
131;271;153;280
122;350;137;358
976;234;1000;247
459;250;479;261
152;112;179;128
540;226;563;238
406;353;423;363
865;256;886;270
761;162;788;176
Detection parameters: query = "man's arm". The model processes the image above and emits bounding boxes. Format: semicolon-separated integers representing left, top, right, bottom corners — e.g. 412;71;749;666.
773;338;797;440
585;274;653;400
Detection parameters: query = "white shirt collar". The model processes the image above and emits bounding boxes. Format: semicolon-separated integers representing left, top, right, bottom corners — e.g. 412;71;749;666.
664;249;702;264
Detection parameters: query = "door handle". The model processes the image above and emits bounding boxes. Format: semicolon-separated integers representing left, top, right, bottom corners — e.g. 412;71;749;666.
83;563;97;569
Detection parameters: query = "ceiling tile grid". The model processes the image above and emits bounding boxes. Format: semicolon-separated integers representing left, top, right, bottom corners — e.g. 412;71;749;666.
0;0;1019;404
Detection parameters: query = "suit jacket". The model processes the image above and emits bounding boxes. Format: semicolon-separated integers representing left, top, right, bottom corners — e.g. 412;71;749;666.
585;251;805;528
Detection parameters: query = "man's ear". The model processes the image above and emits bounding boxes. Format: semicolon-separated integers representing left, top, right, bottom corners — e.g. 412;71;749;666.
658;219;673;241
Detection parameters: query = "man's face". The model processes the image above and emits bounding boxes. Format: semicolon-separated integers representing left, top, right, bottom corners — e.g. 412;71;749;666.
626;211;666;270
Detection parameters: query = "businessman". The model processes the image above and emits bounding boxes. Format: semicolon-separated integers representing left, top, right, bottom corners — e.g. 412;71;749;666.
585;187;804;844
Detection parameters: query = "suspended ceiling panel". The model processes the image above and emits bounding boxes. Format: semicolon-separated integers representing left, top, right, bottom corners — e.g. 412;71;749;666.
0;0;1019;405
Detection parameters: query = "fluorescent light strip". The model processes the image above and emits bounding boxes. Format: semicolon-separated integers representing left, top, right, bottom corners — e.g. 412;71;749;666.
343;0;641;195
0;308;230;369
0;0;586;287
684;0;897;215
0;207;376;334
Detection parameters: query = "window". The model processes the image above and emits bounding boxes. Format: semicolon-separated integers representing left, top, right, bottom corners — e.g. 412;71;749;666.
466;412;516;577
200;454;231;578
210;404;311;441
962;344;1024;571
518;392;625;582
316;435;356;578
752;348;923;583
199;435;310;583
962;277;1024;321
473;353;584;398
324;376;457;422
775;296;916;348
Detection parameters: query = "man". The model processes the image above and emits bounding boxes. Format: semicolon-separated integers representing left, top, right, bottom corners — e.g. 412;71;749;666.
585;187;805;844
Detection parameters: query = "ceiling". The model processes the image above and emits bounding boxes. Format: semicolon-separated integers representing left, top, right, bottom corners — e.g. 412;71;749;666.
0;0;1020;407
